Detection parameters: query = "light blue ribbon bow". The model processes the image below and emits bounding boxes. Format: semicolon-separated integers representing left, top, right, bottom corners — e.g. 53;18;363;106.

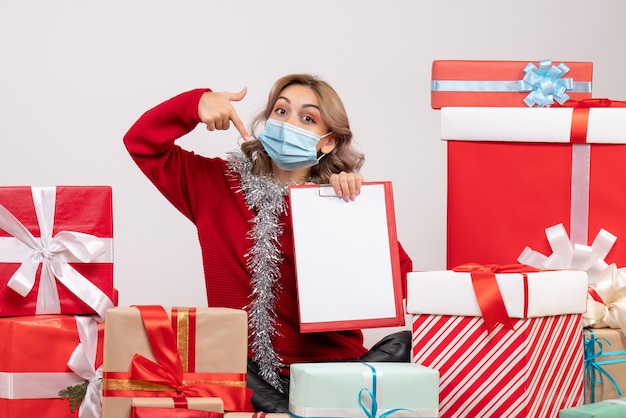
430;59;591;108
519;59;574;107
584;329;626;403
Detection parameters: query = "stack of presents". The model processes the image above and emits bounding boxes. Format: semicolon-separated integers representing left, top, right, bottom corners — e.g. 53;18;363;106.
1;59;626;418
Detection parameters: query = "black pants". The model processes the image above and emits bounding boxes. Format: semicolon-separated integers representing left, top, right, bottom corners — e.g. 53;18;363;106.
246;330;412;413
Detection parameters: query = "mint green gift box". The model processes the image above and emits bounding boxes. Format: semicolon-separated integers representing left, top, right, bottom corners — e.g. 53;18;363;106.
288;362;439;418
559;398;626;417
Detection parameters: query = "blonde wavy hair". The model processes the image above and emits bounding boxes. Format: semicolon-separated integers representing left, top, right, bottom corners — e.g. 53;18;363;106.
240;73;364;184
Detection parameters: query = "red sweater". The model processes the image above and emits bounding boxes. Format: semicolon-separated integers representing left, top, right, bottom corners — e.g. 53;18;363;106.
123;89;414;372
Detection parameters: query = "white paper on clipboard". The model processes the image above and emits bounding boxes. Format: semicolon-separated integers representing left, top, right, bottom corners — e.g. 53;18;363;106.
288;182;404;333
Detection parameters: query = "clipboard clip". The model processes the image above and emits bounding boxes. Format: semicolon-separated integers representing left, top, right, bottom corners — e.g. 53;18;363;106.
318;184;339;197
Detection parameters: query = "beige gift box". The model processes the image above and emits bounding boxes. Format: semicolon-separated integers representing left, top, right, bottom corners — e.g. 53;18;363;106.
131;396;224;416
101;306;251;417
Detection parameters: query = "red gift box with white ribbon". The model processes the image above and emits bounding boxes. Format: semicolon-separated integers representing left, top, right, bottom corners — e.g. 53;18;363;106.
441;100;626;280
0;186;115;319
0;314;104;417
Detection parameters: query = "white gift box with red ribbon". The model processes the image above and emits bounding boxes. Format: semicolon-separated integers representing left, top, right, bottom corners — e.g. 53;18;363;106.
407;268;587;417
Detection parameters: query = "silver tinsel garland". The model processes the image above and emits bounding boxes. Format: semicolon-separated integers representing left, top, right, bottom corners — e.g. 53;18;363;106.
227;151;288;392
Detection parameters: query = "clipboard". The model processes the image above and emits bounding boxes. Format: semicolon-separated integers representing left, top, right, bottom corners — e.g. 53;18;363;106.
288;181;405;333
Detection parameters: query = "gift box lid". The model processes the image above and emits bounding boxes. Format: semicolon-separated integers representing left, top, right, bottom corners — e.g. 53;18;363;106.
441;105;626;144
431;59;593;109
406;269;588;317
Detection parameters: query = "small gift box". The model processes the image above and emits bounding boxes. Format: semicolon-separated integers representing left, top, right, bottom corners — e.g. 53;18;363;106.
101;306;253;417
431;59;593;108
0;186;115;319
441;100;626;275
559;398;626;417
224;414;290;418
131;397;224;418
584;328;626;403
408;266;588;417
288;362;439;418
0;314;104;417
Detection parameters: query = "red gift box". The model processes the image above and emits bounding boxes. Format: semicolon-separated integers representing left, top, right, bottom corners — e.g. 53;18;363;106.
0;314;105;417
431;59;593;109
0;186;115;319
442;101;626;276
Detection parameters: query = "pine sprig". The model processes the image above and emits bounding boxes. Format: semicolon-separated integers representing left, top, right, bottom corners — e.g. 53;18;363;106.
59;381;88;412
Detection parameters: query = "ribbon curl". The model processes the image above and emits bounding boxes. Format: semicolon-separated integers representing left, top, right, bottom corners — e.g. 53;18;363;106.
67;316;103;418
0;187;113;320
519;59;574;107
518;223;615;284
583;264;626;335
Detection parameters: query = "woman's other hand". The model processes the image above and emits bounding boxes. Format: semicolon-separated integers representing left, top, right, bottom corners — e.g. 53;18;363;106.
329;172;363;202
198;88;250;140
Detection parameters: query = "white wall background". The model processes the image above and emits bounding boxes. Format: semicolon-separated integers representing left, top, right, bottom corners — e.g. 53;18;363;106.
2;0;626;347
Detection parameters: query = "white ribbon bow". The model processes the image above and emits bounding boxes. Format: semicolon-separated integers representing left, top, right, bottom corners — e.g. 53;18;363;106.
67;316;103;418
518;223;616;284
0;187;113;320
583;263;626;335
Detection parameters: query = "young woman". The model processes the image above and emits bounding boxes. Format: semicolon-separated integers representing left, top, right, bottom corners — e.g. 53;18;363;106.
124;73;413;412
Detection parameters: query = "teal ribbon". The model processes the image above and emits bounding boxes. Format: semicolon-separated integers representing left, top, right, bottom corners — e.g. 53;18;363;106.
430;59;592;108
358;362;421;418
584;329;626;403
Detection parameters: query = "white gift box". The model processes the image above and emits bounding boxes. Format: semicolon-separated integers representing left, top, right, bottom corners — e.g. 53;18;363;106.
406;269;588;318
441;106;626;144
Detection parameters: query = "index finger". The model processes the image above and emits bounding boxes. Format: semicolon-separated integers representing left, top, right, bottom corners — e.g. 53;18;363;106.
230;112;249;141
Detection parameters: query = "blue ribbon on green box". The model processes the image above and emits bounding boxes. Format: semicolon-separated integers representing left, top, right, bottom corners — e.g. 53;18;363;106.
358;363;421;418
584;329;626;403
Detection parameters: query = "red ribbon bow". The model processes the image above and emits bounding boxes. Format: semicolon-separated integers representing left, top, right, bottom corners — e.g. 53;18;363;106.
129;305;253;411
452;263;541;333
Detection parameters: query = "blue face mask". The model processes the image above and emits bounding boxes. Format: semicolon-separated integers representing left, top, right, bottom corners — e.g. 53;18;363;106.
258;119;332;171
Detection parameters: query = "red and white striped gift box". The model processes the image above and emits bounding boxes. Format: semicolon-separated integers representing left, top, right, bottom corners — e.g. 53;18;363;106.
407;268;588;418
412;314;584;418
